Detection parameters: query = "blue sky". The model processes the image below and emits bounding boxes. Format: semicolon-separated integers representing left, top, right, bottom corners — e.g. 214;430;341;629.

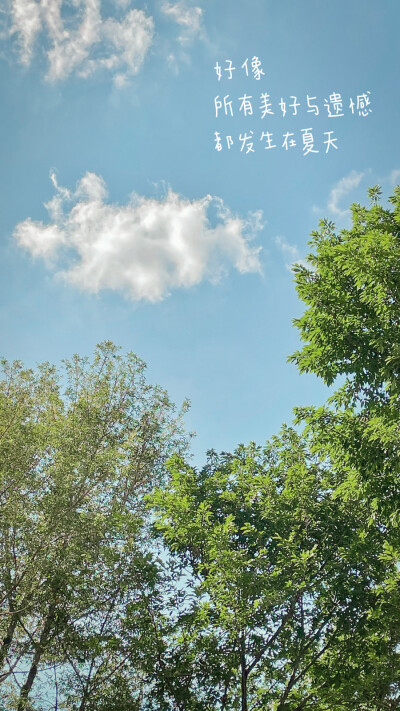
0;0;399;463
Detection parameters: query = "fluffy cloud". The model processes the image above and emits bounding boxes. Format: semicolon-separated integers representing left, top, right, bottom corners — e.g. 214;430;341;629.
9;0;154;84
161;1;203;44
14;172;263;302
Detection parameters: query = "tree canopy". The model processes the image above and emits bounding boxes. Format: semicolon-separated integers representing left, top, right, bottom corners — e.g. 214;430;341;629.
0;342;189;709
149;431;399;710
1;187;400;710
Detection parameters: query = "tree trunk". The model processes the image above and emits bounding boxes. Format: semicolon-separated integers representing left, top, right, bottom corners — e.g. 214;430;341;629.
0;614;18;675
240;633;248;711
17;603;56;711
0;560;18;676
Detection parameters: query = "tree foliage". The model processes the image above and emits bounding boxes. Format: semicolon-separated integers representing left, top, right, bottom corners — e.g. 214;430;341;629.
149;428;399;710
287;185;400;709
2;186;400;710
0;342;189;709
290;186;400;402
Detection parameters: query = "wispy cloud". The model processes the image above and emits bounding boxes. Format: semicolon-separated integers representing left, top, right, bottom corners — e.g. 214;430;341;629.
275;236;307;272
14;172;263;302
313;168;400;221
389;169;400;186
326;170;365;217
312;170;366;220
8;0;154;85
161;1;203;44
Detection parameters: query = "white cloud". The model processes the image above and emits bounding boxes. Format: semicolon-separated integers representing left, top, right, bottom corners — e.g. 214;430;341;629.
275;236;307;272
9;0;154;84
161;1;203;44
326;170;365;217
9;0;42;65
14;172;263;302
312;169;400;223
389;169;400;186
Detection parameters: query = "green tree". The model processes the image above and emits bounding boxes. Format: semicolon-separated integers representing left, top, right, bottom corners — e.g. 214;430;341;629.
290;185;400;402
287;185;400;708
3;186;400;710
0;342;189;710
149;428;395;710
